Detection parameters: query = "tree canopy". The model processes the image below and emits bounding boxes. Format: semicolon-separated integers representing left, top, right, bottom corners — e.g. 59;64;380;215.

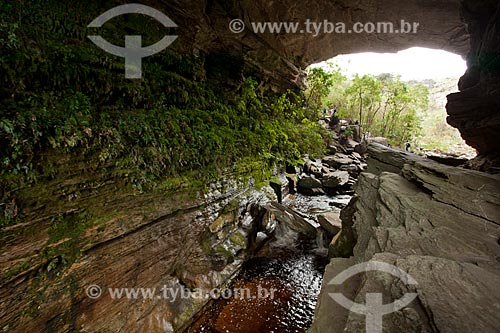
306;67;429;147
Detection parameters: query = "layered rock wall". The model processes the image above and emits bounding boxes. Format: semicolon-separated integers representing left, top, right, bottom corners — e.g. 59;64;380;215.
0;170;280;332
311;143;500;332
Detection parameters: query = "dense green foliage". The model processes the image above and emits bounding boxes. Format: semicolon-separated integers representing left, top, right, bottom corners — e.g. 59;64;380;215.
0;1;326;226
304;65;345;113
306;67;429;147
340;74;428;146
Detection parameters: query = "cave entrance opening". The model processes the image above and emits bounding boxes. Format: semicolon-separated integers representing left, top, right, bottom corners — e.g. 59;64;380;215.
306;47;476;159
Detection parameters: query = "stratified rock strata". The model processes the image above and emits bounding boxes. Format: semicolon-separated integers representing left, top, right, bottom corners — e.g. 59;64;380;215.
311;143;500;332
0;175;280;332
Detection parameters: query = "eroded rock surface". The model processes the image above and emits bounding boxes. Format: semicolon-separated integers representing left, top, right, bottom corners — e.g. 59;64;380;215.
447;0;500;168
167;0;466;89
311;143;500;332
0;176;281;332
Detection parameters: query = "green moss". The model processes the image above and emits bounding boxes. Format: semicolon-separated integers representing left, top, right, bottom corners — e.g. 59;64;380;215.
48;211;89;243
235;158;274;190
0;0;328;231
229;232;247;249
209;213;235;234
155;173;205;197
270;176;283;186
2;260;31;280
222;199;240;214
214;244;233;258
42;211;94;267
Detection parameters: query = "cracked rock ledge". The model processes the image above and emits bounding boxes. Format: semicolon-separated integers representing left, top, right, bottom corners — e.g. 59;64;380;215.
310;143;500;333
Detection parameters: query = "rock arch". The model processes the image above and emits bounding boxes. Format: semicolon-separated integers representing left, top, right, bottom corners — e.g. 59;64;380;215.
168;0;498;168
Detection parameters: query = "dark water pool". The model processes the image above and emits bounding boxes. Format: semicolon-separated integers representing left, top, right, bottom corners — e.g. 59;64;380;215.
186;250;328;333
184;193;346;333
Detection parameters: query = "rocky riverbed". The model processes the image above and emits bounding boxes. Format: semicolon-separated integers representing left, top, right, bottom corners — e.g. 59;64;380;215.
181;142;368;332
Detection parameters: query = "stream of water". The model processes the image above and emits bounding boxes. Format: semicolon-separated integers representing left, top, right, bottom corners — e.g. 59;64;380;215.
185;194;349;333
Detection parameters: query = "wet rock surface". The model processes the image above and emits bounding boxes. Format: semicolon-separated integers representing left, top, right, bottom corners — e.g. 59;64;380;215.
184;144;361;332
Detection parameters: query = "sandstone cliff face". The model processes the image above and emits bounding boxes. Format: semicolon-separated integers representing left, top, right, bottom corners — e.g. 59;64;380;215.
311;143;500;332
0;167;280;332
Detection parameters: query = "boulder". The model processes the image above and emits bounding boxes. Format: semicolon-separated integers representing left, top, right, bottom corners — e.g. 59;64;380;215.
322;170;349;189
321;166;337;174
297;175;324;195
317;212;342;236
326;145;337;155
354;141;368;154
297;174;322;189
303;159;322;178
339;164;359;176
346;138;359;148
265;202;318;237
351;152;363;161
322;154;354;169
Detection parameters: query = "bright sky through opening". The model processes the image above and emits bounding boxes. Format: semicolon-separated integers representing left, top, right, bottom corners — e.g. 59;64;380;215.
313;47;467;80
